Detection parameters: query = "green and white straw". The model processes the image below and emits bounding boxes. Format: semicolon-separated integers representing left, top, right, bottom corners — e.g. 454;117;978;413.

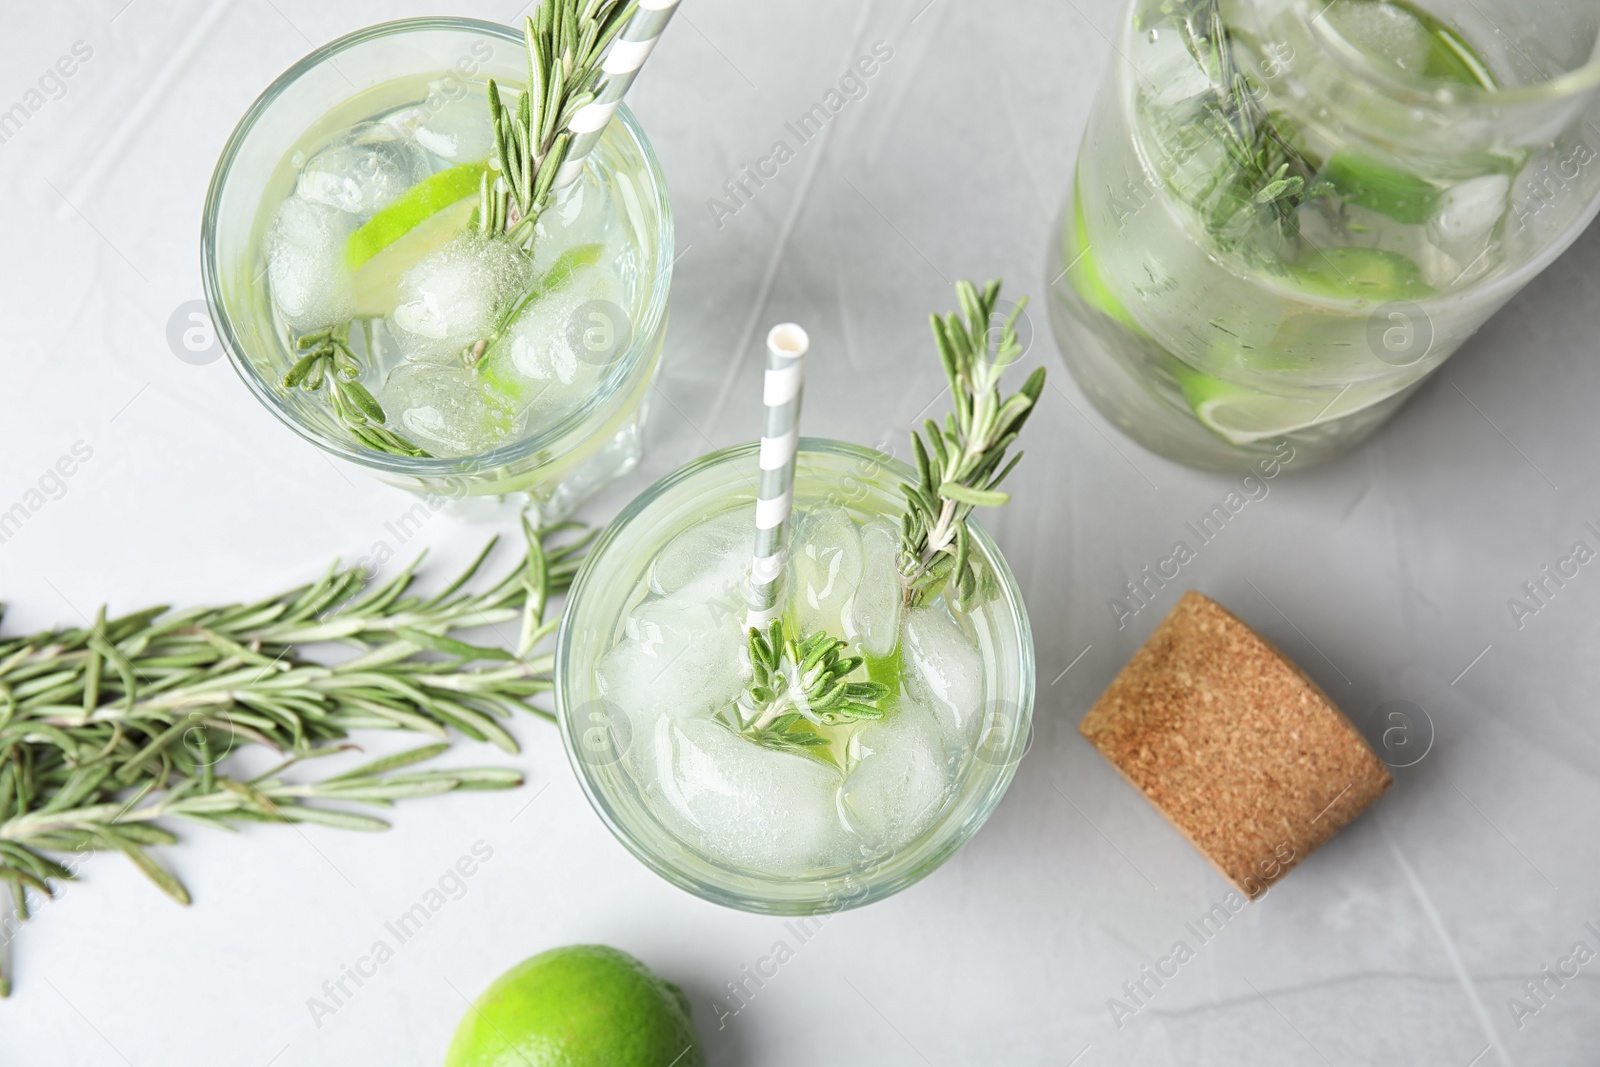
549;0;682;193
746;324;809;629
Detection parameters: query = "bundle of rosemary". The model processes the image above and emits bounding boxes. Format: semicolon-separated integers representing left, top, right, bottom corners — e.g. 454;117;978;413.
0;520;589;997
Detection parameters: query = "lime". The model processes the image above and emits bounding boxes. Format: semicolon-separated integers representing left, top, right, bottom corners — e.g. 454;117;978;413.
444;945;704;1067
1319;151;1442;225
1289;247;1433;302
346;161;488;270
1062;186;1141;332
1175;363;1392;445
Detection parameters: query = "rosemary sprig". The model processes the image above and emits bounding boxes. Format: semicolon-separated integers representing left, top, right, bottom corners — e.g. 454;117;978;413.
477;3;634;249
1167;0;1325;237
898;280;1045;610
729;621;889;758
0;520;590;996
465;2;635;367
283;325;428;458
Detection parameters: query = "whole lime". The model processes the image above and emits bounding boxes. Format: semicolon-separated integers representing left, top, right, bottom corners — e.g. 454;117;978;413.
444;945;704;1067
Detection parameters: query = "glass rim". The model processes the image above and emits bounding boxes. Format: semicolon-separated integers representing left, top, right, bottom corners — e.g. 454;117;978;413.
1299;1;1600;107
200;16;674;475
553;438;1038;914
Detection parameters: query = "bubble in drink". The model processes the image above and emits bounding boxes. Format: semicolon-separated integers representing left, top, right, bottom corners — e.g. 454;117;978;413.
296;123;432;216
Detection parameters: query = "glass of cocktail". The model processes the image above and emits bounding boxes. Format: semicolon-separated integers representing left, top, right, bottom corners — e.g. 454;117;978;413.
555;440;1035;913
203;16;672;519
1048;0;1600;471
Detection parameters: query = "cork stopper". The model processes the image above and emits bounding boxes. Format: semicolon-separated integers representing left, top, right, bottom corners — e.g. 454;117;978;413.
1079;590;1390;899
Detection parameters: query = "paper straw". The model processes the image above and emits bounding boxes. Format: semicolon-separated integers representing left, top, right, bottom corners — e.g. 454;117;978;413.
745;324;808;629
550;0;681;193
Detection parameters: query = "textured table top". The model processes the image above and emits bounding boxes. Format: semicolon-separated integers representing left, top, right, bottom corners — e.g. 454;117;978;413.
4;1;1599;1064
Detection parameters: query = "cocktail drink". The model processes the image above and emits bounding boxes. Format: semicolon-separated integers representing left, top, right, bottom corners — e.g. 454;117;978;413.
204;17;672;518
557;441;1034;913
1049;0;1600;471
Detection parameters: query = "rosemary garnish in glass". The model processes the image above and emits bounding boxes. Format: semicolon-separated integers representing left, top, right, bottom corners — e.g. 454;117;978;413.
284;324;428;457
465;0;633;367
728;620;889;759
898;280;1045;610
1164;0;1326;241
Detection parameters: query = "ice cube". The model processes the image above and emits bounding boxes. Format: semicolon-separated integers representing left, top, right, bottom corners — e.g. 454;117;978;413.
649;510;753;617
297;123;433;217
650;716;849;873
389;234;531;361
500;252;627;381
407;92;494;163
1428;174;1510;248
839;698;956;851
266;195;355;331
378;359;521;457
902;603;985;748
846;520;903;657
505;288;584;386
598;597;748;720
789;505;864;639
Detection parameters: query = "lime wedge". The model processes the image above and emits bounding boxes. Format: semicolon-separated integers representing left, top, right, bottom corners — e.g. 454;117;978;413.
345;161;487;271
1290;246;1433;301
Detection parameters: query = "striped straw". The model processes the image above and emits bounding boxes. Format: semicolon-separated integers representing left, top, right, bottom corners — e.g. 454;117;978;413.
550;0;681;193
745;324;809;629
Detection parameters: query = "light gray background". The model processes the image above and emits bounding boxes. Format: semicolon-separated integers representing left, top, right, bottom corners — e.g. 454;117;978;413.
3;0;1598;1064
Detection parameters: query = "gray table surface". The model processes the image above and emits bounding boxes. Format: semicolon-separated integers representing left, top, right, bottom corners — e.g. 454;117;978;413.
4;1;1599;1064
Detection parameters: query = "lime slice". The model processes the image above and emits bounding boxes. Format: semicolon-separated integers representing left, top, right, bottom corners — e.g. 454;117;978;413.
1290;246;1433;301
1321;0;1496;89
1063;186;1142;332
1176;364;1392;446
346;161;487;270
